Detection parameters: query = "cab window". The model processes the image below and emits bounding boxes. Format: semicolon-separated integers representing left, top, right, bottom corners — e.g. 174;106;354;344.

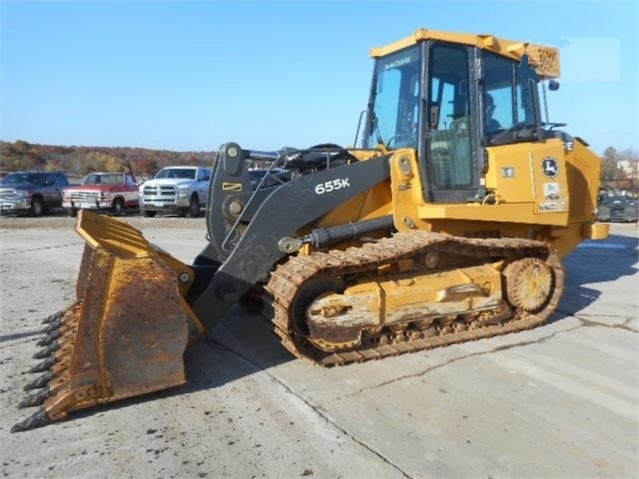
484;54;515;133
197;169;211;181
484;53;539;140
427;44;472;188
365;45;421;150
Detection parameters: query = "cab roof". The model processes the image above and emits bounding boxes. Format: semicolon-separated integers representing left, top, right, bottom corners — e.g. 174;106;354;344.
369;28;560;79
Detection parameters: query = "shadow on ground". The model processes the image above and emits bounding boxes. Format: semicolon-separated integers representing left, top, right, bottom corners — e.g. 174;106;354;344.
553;233;638;317
12;305;293;429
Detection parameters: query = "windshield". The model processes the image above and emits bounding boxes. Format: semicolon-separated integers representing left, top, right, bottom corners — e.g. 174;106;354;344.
484;53;539;143
1;173;43;185
363;45;422;150
155;168;197;180
83;173;124;186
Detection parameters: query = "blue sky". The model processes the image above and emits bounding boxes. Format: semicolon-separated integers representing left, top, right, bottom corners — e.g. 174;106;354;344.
1;0;637;155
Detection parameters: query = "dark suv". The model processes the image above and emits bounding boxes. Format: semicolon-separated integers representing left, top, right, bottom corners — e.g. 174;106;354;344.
597;194;639;223
0;171;70;216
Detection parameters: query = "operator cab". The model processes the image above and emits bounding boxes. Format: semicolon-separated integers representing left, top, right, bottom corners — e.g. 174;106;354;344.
361;30;558;204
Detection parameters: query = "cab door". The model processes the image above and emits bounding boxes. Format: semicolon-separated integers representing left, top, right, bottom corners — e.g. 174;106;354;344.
423;43;480;204
41;174;61;208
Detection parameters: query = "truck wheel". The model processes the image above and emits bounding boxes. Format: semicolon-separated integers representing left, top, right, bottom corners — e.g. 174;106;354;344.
143;210;156;218
187;195;200;218
112;198;124;216
67;208;77;218
30;197;44;217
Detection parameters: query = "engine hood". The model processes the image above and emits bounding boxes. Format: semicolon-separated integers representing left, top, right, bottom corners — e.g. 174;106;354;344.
64;185;114;192
0;182;37;191
143;179;195;187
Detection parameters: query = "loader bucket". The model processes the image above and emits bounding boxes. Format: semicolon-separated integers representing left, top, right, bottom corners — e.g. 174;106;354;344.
13;210;204;432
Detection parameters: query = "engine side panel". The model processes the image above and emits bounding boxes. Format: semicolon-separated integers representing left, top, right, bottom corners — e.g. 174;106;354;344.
389;139;603;257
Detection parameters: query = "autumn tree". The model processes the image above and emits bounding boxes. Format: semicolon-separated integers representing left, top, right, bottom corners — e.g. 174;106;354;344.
104;156;126;172
12;140;32;154
45;159;64;172
601;147;623;182
0;140;216;175
136;157;159;175
615;148;639;193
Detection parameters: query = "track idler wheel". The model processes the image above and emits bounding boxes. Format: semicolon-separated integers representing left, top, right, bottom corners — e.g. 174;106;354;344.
504;257;555;313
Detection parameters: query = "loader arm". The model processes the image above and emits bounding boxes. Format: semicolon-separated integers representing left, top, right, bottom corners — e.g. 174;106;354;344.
188;144;392;330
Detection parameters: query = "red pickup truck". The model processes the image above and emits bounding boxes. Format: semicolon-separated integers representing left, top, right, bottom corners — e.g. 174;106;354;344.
62;172;139;216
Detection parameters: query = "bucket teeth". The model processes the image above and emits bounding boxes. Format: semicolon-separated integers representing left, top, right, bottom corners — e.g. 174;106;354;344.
11;409;51;433
18;388;51;409
41;320;62;334
33;343;59;359
23;371;54;391
14;212;198;431
36;330;61;347
41;311;63;324
27;357;56;374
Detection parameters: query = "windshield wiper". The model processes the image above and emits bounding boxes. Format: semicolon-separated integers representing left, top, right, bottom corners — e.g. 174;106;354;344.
489;123;540;145
540;122;567;130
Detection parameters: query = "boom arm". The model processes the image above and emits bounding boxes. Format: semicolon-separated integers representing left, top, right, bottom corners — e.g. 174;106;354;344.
188;143;391;330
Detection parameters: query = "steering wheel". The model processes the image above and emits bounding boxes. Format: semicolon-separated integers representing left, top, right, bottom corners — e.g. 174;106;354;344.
307;143;359;163
385;132;416;149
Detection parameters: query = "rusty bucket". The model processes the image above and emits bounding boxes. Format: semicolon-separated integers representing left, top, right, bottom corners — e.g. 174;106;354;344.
13;211;204;432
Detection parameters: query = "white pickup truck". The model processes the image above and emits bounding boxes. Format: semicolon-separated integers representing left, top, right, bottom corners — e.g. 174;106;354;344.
139;166;212;217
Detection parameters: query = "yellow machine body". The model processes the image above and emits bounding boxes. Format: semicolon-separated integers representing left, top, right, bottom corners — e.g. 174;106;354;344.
13;28;609;432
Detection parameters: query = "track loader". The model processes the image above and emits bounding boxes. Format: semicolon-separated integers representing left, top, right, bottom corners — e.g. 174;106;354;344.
13;29;609;432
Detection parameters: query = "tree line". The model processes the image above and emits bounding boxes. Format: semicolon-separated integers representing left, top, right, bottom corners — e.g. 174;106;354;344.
1;140;637;190
601;147;639;193
0;140;218;177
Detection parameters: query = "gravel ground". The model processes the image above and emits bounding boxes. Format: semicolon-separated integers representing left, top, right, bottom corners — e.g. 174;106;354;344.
0;213;637;479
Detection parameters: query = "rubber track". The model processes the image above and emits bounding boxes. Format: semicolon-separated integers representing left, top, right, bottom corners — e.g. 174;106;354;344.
264;230;565;366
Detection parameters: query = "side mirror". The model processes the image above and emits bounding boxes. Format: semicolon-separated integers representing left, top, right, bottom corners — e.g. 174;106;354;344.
548;80;560;91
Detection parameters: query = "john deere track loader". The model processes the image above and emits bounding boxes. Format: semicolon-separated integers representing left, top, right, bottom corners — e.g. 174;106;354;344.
13;29;609;432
